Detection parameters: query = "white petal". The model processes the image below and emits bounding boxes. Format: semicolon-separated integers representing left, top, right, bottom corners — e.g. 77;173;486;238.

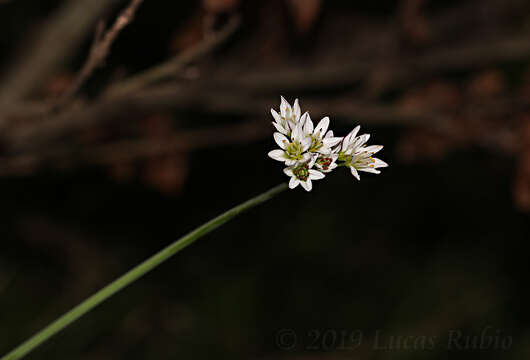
300;112;308;124
350;167;360;180
325;130;334;138
307;153;317;167
373;158;388;168
350;125;361;139
274;132;289;149
358;167;381;174
328;163;338;171
300;179;312;191
317;147;331;155
283;167;294;176
350;135;370;153
268;149;286;162
301;152;313;163
289;177;300;189
309;169;325;180
344;126;360;147
291;123;301;141
363;145;383;154
272;121;288;135
280;96;289;117
285;159;297;166
331;144;341;154
357;134;371;147
293;99;301;122
303;113;314;134
342;132;355;151
322;137;342;147
271;109;281;123
314;117;329;136
301;137;311;151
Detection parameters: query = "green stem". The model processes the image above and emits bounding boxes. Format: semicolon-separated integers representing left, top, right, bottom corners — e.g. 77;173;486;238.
1;182;288;360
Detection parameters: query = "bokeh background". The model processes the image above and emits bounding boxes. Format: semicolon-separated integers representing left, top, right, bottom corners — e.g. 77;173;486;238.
1;0;530;359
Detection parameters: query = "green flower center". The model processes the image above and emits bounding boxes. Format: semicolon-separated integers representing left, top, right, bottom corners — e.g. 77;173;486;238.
293;163;310;181
353;155;375;169
308;134;323;152
337;151;375;169
338;152;351;163
284;141;305;161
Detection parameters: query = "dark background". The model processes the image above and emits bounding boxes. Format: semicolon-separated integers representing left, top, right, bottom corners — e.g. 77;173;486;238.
0;0;529;359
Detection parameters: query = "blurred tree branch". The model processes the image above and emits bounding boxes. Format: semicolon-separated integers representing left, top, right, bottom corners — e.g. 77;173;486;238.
0;0;116;114
54;0;145;111
3;30;530;154
0;0;529;180
104;15;241;98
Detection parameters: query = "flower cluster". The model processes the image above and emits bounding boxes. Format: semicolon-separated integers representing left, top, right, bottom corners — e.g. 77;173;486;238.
268;97;388;191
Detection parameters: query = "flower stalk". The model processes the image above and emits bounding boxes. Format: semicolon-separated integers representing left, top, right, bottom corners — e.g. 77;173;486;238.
0;183;288;360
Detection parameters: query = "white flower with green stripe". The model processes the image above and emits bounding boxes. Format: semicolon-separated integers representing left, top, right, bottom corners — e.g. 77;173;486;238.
267;97;388;191
283;155;325;192
338;125;388;180
302;113;342;154
268;121;312;166
270;97;303;137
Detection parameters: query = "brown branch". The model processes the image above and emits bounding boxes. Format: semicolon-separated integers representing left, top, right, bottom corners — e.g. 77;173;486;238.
1;93;527;177
54;0;145;111
104;15;241;98
85;119;269;165
3;84;443;153
0;87;528;177
0;119;269;176
1;2;529;161
0;0;113;112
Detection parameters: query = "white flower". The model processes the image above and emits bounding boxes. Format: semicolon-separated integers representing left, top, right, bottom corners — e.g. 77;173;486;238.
338;125;388;180
341;125;368;155
348;148;388;180
315;153;338;173
268;122;312;166
283;155;325;192
270;96;303;136
302;114;342;154
267;97;388;190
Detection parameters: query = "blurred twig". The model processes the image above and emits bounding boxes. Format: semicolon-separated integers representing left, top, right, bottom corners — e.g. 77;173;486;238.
2;93;528;176
0;119;267;175
105;15;241;97
54;0;145;111
3;86;437;153
0;0;529;178
5;26;530;151
0;0;113;117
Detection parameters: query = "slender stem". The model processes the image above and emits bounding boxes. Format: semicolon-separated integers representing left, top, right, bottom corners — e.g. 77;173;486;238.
1;182;288;360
